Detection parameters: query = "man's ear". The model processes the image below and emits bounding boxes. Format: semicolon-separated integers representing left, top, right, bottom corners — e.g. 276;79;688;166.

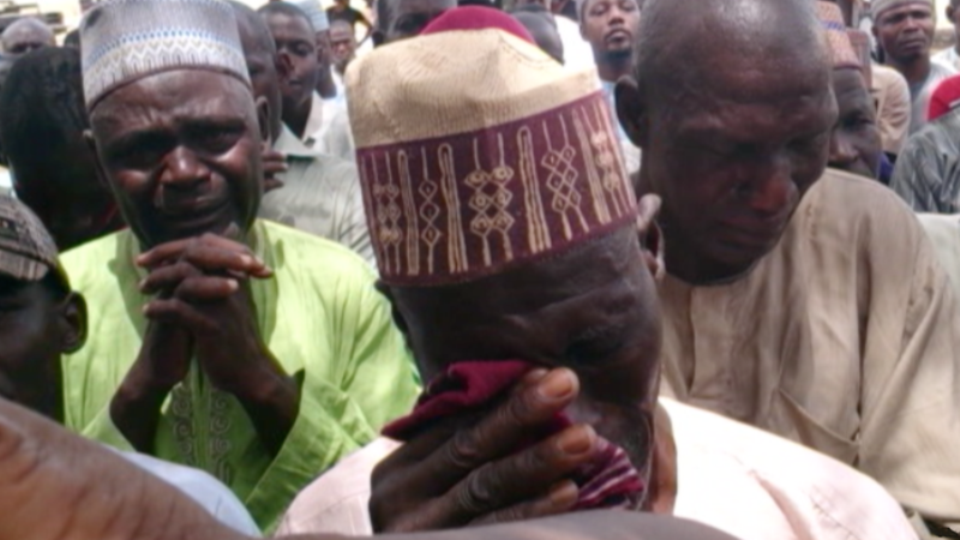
58;292;87;354
255;95;272;148
636;194;664;280
616;76;649;150
83;130;112;192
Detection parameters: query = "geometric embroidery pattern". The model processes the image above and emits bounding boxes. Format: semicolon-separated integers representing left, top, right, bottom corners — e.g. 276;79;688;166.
357;91;637;286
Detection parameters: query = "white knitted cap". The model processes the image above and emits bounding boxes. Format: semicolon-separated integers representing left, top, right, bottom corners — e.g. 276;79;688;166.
81;0;251;110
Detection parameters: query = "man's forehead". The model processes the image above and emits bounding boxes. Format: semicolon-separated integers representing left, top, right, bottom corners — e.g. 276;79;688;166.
92;70;253;128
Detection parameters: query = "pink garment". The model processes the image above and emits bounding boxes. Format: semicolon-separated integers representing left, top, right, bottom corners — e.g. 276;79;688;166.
383;360;644;510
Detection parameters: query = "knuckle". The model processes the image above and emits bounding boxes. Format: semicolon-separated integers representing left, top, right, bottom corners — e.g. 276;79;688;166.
455;465;499;516
444;428;486;471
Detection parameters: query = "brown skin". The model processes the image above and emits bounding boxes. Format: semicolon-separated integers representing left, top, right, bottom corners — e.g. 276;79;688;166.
580;0;640;83
233;1;288;191
330;20;357;74
0;396;731;540
330;0;374;45
88;69;299;456
829;68;883;179
314;29;338;99
873;2;937;86
0;275;84;423
369;198;676;531
947;1;960;55
0;18;54;56
264;11;320;138
617;0;836;284
375;0;457;45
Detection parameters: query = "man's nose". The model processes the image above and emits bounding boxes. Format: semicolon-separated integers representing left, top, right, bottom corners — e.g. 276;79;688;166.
739;156;797;216
828;132;857;167
158;146;210;189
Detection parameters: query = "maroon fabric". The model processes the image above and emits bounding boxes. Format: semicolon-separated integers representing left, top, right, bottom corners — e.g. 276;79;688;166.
421;6;536;44
383;360;645;510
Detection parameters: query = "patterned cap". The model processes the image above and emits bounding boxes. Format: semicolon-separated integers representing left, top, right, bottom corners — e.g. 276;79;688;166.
847;29;873;85
0;196;66;285
815;2;861;70
292;0;330;32
347;8;637;287
871;0;934;18
80;0;251;110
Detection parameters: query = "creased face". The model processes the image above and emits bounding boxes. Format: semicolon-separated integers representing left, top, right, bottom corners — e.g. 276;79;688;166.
875;2;936;63
89;70;264;248
631;50;836;280
265;11;320;116
0;276;66;422
390;226;662;503
829;67;882;179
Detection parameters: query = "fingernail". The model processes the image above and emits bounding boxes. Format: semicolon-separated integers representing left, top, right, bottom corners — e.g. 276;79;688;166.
536;369;575;401
548;481;578;507
227;279;239;292
556;424;596;456
240;255;254;267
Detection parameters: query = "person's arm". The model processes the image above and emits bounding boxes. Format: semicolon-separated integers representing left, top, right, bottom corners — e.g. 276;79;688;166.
136;234;297;456
356;11;374;45
889;136;948;213
108;320;193;453
0;398;738;540
857;193;960;534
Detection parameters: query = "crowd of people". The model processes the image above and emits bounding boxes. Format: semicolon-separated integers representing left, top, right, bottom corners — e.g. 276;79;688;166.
0;0;958;539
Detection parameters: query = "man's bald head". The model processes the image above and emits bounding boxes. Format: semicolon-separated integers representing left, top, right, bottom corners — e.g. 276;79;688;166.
1;18;54;56
618;0;838;283
633;0;830;107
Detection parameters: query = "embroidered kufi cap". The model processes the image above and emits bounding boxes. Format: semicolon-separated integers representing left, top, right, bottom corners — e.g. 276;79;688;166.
347;7;637;287
81;0;250;110
815;1;861;71
0;195;69;287
292;0;330;32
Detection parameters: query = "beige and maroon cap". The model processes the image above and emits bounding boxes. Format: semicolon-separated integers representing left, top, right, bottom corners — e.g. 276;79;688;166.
0;195;66;285
347;10;637;287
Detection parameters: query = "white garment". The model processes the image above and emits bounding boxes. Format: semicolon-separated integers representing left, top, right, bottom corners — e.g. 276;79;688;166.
276;399;918;540
933;48;960;74
114;448;261;536
554;14;595;72
303;92;355;160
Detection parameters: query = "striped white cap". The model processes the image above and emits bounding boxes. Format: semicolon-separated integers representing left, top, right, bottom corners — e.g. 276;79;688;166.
81;0;250;109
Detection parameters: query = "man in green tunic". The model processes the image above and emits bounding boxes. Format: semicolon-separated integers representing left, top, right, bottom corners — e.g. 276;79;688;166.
60;0;419;531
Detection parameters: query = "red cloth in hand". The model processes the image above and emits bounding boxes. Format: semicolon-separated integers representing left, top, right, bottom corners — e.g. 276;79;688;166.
383;360;645;510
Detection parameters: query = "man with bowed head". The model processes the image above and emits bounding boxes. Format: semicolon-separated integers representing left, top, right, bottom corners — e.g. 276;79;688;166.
615;0;960;534
277;8;916;540
60;0;418;531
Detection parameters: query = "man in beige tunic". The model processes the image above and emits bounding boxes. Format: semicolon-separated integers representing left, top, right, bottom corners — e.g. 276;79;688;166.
615;0;960;536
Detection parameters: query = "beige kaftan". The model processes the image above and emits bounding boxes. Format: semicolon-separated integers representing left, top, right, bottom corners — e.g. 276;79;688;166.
659;168;960;528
